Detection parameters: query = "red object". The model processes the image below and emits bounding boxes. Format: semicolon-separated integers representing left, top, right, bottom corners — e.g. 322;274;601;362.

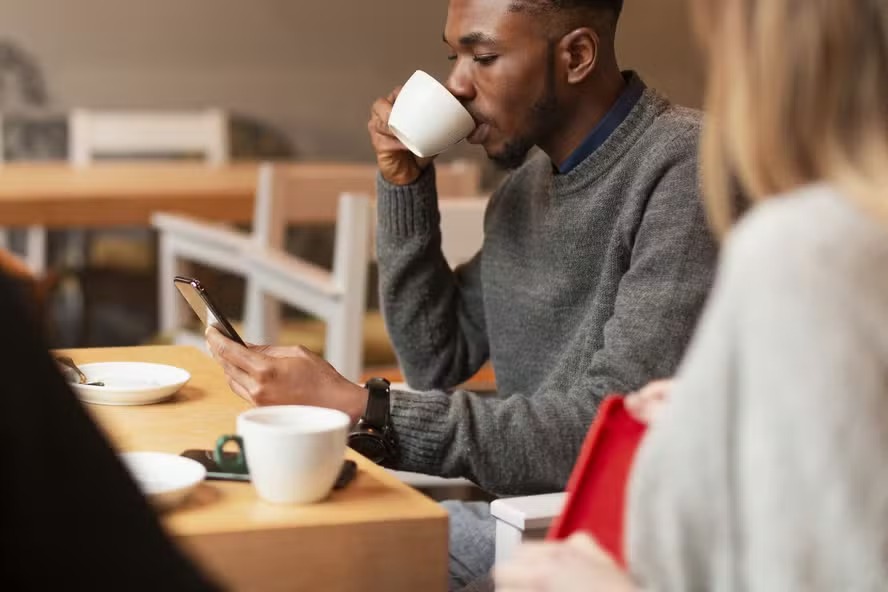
547;395;648;566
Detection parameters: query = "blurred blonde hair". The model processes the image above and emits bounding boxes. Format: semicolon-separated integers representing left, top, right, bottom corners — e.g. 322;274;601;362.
693;0;888;235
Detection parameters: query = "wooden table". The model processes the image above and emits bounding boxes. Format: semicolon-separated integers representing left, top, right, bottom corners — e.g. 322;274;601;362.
0;162;260;227
0;160;381;272
61;345;448;592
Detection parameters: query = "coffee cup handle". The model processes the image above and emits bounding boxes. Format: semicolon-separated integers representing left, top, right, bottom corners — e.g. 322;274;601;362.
214;434;248;473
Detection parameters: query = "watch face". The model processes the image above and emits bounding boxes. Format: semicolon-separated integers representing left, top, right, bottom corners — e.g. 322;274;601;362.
348;433;388;465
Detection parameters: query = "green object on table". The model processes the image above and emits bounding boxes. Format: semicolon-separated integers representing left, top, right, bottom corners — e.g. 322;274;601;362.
214;434;248;473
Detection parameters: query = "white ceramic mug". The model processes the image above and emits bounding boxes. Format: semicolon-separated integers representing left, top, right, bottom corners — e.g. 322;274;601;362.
388;70;476;158
215;405;350;504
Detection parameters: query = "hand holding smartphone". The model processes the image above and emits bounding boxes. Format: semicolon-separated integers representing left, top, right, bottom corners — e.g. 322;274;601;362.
173;276;245;346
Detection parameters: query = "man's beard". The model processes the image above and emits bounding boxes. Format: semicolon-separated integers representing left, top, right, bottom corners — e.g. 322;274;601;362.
489;48;560;170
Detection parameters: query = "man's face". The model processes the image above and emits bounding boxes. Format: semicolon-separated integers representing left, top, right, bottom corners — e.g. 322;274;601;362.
443;0;562;169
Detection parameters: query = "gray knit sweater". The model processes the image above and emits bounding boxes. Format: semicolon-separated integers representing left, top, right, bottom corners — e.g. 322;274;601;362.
628;185;888;591
376;86;717;495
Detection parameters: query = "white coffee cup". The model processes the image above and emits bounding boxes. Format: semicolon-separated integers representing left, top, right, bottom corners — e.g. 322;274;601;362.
388;70;477;158
215;405;350;504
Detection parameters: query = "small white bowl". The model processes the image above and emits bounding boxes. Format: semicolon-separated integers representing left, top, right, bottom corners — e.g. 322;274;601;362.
121;451;207;510
70;362;190;406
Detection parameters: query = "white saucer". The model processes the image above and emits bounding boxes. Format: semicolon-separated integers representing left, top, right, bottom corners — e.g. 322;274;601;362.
121;451;206;510
70;362;190;406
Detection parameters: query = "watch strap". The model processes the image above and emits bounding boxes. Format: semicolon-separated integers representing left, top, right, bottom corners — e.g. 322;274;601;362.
364;377;391;428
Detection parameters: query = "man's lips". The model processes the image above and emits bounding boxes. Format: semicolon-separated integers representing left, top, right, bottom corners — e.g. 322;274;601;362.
467;123;490;144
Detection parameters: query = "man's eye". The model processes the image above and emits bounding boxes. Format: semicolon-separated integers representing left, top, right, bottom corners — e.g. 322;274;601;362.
473;54;498;65
447;54;458;61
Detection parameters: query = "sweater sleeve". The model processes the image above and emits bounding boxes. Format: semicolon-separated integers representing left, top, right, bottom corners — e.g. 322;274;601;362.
376;165;490;390
729;209;888;591
387;149;718;495
629;196;888;590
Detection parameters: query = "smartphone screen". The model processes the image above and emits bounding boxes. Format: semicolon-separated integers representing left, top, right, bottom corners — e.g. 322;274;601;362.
173;276;245;345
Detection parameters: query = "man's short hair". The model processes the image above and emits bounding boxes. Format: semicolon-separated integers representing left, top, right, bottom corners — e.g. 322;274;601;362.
553;0;622;14
510;0;624;34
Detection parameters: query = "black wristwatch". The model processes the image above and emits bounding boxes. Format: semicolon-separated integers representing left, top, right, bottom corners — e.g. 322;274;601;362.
347;377;399;466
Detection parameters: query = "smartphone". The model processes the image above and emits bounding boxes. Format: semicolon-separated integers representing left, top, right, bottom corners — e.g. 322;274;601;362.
173;276;245;346
181;448;249;481
180;449;359;490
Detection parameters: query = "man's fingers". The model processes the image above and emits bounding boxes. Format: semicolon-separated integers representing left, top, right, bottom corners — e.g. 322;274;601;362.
367;110;404;152
369;116;399;143
205;327;226;363
218;358;259;396
385;85;403;103
207;326;271;377
262;344;310;360
370;133;408;153
370;99;394;130
225;375;255;404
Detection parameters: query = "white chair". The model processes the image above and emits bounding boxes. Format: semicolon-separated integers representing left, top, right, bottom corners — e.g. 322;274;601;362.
241;189;488;382
61;109;230;344
66;107;230;270
154;162;379;352
152;160;483;371
154;162;383;349
239;191;373;381
68;108;228;167
490;492;567;563
0;109;229;273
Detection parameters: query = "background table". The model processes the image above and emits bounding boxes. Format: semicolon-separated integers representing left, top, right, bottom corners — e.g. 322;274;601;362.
0;162;259;227
61;345;448;592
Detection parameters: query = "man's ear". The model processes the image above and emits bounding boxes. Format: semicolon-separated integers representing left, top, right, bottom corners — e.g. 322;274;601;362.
558;27;599;85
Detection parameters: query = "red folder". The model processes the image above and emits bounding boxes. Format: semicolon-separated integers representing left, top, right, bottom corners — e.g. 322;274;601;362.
547;395;647;566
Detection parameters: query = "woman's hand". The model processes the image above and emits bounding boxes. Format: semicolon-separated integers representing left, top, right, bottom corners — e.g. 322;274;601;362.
494;532;637;592
624;378;673;425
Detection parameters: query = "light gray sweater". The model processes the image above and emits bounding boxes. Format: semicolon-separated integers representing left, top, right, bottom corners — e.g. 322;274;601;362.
376;86;717;495
628;185;888;590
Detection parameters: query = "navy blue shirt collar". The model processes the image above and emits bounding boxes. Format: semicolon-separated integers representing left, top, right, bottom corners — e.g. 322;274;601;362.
557;71;646;174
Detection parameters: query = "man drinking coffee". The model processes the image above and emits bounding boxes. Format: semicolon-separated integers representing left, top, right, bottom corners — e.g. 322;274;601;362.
208;0;718;589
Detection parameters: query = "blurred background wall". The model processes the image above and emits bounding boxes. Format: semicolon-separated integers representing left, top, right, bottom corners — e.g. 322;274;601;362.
0;0;703;161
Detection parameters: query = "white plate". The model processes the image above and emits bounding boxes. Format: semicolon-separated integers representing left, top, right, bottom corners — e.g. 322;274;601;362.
121;451;206;510
70;362;191;406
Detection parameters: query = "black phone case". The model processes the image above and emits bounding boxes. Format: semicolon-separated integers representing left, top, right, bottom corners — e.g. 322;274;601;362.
180;449;358;489
173;276;245;346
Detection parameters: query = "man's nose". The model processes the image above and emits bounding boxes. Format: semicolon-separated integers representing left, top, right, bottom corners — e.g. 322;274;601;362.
445;60;476;104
